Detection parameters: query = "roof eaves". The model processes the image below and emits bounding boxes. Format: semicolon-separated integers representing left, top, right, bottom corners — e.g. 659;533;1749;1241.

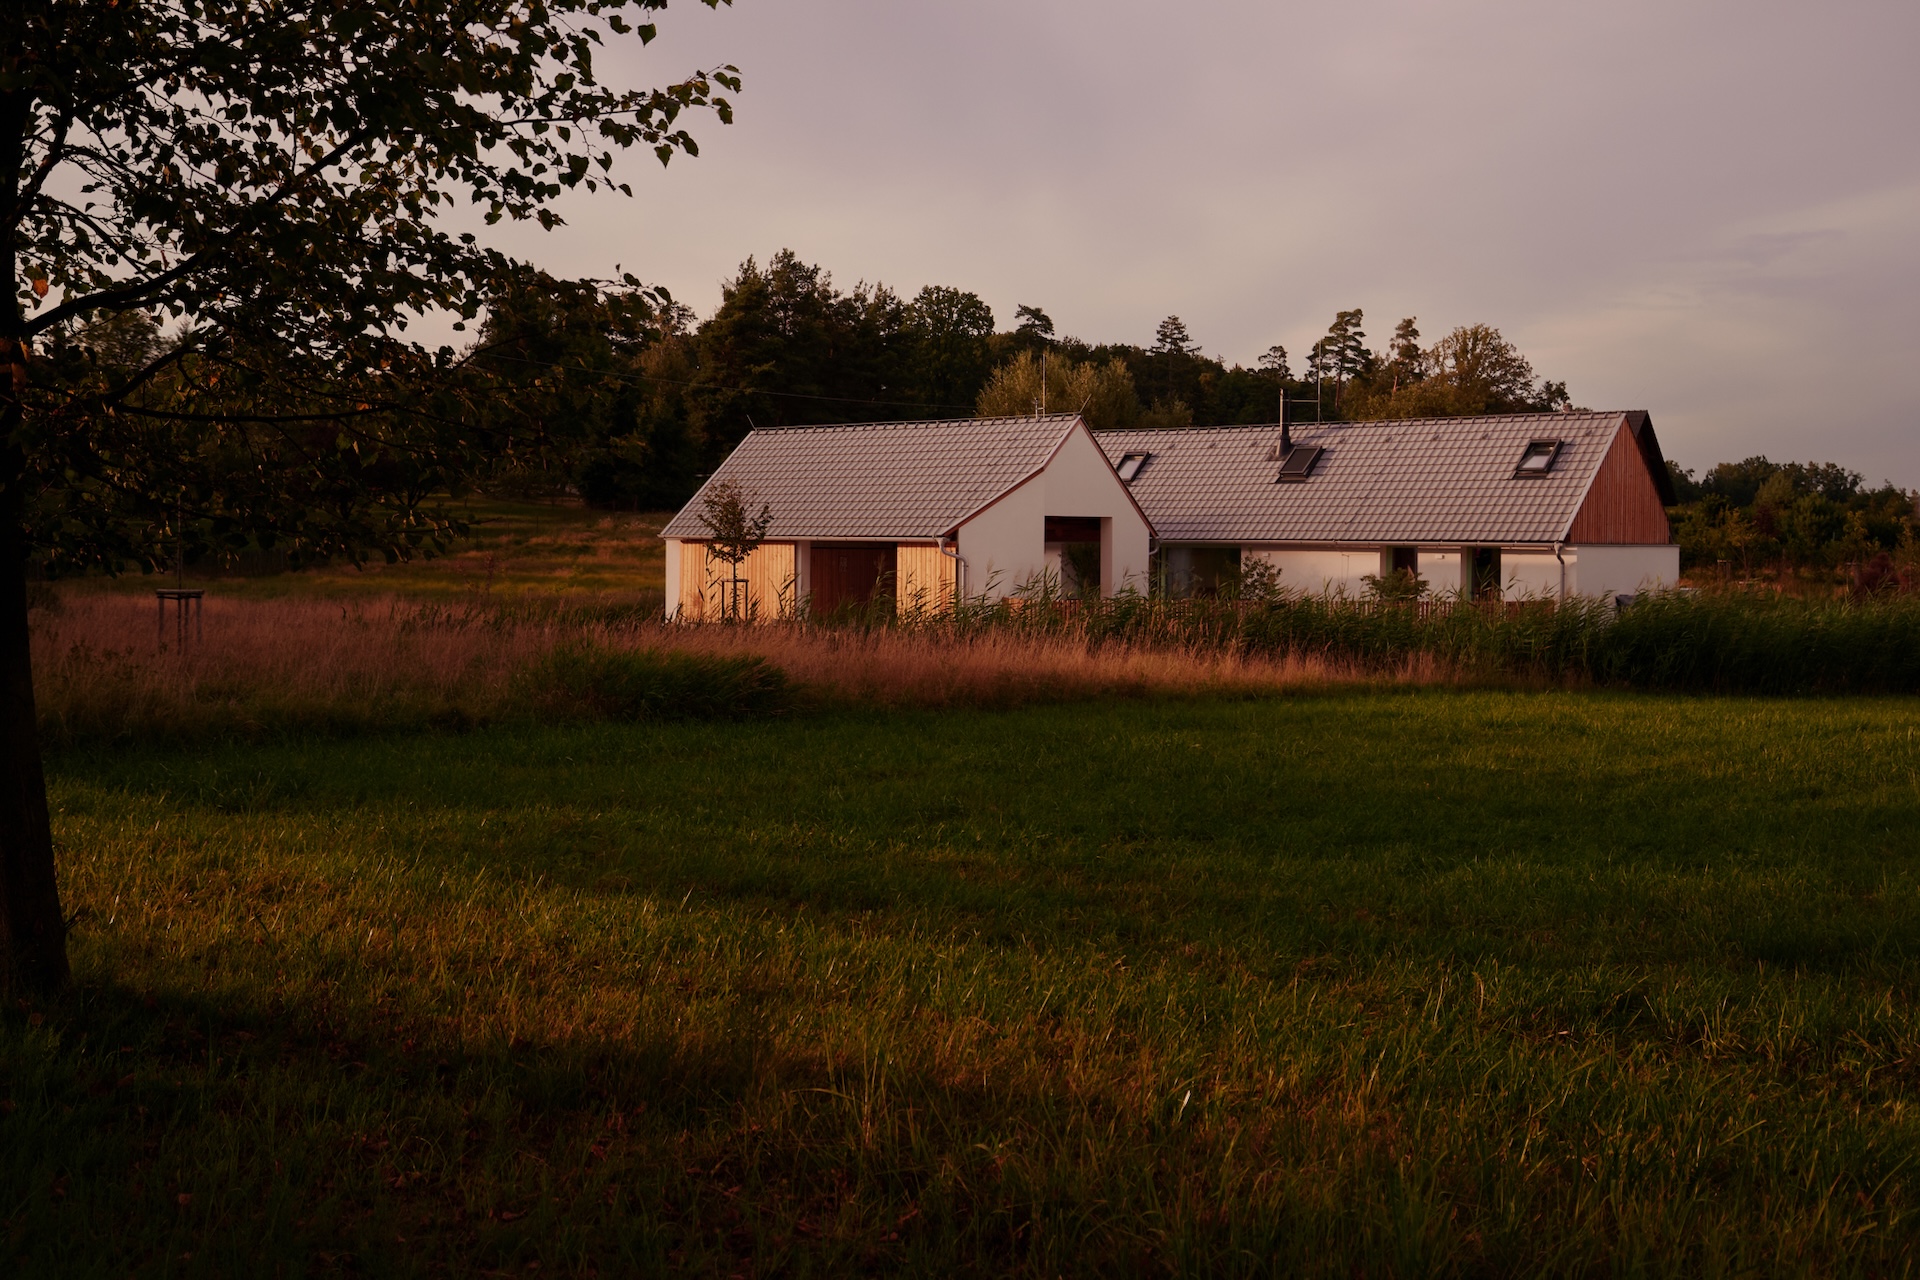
1623;411;1678;505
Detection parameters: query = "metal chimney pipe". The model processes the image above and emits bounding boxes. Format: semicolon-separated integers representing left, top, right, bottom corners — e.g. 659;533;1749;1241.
1280;391;1292;454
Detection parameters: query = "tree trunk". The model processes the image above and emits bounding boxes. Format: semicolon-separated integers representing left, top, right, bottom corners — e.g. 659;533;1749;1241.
0;444;68;996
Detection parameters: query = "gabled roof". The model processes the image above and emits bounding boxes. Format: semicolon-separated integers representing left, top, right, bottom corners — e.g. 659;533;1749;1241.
661;414;1087;541
1097;412;1668;546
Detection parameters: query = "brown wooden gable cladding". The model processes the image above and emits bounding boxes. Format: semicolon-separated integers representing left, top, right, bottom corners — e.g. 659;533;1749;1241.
1564;423;1672;545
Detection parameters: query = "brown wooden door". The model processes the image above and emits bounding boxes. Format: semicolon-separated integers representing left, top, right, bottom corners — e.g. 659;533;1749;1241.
811;544;896;614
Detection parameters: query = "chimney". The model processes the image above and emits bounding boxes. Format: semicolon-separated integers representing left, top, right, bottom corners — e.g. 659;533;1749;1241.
1279;391;1292;455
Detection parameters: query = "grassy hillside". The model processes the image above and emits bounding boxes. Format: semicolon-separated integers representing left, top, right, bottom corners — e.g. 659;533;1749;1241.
8;692;1920;1274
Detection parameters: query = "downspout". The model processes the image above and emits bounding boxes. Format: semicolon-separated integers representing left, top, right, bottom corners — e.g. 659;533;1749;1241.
1554;541;1567;603
938;532;967;609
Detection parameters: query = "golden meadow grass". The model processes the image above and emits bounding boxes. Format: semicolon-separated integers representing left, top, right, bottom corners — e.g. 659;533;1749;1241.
30;589;1429;743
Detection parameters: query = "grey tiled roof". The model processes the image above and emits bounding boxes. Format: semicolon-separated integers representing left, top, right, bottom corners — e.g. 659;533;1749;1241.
661;414;1083;541
1097;413;1640;545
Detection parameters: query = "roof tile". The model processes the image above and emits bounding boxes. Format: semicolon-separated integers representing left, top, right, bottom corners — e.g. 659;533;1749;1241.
661;414;1082;541
1098;413;1627;545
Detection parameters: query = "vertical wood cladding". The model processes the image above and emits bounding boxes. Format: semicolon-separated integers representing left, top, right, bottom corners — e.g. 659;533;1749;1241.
678;541;797;620
895;543;956;613
1566;424;1672;545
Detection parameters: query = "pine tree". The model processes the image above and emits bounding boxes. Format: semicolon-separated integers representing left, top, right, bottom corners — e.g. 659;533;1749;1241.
1014;305;1055;342
1307;309;1369;411
1388;317;1423;394
1151;316;1198;404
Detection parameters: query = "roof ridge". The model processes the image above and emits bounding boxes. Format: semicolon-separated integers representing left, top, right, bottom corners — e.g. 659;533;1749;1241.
1095;411;1628;436
748;412;1081;434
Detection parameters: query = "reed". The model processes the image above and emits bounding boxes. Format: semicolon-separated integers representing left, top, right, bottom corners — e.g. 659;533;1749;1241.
29;591;1399;744
32;586;1919;747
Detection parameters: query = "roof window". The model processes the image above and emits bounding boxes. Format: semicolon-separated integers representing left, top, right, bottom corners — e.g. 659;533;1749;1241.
1275;444;1324;483
1115;452;1150;482
1514;440;1561;477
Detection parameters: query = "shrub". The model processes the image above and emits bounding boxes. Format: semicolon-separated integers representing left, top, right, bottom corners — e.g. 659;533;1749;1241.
1594;591;1920;695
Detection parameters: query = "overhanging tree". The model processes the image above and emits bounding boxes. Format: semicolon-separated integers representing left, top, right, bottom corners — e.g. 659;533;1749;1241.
0;0;738;994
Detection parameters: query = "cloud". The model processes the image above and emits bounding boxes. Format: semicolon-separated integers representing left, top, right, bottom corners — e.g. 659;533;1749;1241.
453;0;1920;481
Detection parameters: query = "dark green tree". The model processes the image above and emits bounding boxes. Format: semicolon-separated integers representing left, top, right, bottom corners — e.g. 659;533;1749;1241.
1307;309;1371;410
0;0;738;993
903;286;995;412
1387;316;1423;394
1013;304;1056;345
468;269;686;495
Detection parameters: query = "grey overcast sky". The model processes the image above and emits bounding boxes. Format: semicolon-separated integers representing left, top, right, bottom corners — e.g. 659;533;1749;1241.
469;0;1920;482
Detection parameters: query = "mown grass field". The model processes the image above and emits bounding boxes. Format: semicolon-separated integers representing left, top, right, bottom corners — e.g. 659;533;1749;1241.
8;691;1920;1275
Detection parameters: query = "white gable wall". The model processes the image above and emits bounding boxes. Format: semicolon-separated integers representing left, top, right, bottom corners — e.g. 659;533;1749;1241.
956;423;1152;600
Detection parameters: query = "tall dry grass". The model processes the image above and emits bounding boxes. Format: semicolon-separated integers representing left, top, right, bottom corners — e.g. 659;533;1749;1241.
659;618;1420;708
29;590;1410;744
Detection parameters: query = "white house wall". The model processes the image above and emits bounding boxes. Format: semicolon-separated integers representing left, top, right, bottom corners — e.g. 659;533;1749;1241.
956;473;1045;598
792;539;813;604
957;424;1152;600
1243;547;1379;597
1421;549;1466;597
1570;544;1680;598
1500;552;1561;601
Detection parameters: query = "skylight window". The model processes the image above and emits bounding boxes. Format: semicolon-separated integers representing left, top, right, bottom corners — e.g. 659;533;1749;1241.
1514;440;1561;477
1275;444;1324;483
1116;452;1150;482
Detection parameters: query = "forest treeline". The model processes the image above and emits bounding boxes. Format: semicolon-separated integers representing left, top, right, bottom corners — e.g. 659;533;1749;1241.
465;249;1576;509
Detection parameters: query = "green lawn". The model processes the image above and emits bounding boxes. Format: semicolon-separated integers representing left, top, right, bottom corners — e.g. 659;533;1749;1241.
9;691;1920;1275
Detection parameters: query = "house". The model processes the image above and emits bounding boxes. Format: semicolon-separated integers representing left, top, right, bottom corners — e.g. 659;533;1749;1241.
1096;411;1679;601
661;413;1155;619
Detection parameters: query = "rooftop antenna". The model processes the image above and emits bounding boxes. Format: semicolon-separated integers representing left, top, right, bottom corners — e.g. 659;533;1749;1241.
1039;348;1048;417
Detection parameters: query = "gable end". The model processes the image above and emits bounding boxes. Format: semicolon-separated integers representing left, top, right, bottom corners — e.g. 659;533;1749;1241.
1565;422;1672;545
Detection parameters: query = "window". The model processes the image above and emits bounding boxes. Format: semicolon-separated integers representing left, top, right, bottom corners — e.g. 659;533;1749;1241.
1391;546;1419;575
1275;445;1324;483
1115;452;1150;482
1514;440;1561;476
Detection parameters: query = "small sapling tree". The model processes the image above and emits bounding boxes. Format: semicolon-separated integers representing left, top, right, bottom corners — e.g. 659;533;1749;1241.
696;480;771;621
